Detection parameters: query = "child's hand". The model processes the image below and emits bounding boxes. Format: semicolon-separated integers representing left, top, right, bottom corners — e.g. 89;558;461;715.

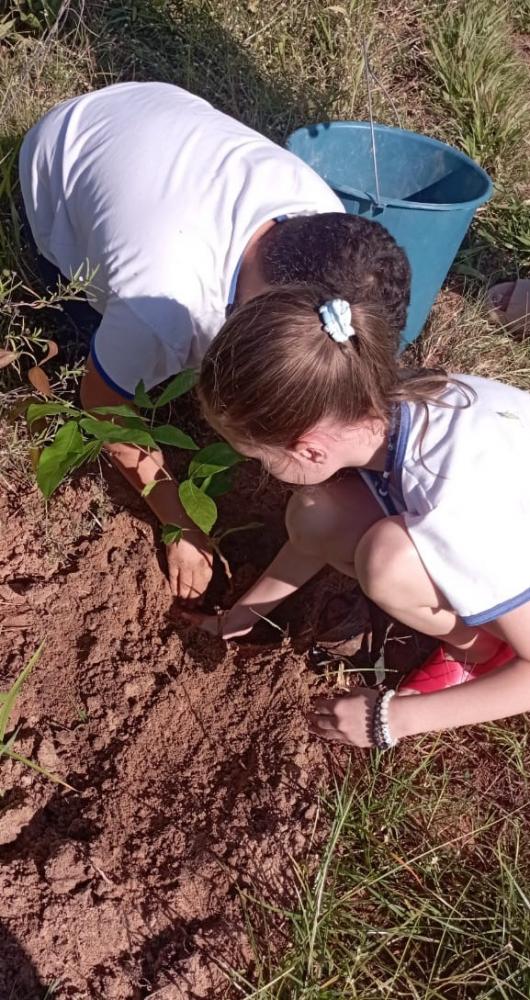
181;608;255;640
309;689;380;748
166;531;213;601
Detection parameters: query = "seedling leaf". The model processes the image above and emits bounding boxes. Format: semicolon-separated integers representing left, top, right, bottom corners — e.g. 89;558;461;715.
134;380;154;409
161;523;183;545
37;421;85;498
68;439;102;472
92;404;145;420
179;479;218;534
27;402;74;424
188;442;243;480
202;468;233;498
154;369;198;408
150;425;198;449
79;418;158;449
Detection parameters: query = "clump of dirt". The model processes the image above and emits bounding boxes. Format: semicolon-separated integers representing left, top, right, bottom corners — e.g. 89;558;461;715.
0;460;362;999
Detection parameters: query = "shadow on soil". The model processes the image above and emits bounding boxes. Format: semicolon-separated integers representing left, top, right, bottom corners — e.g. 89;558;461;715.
0;923;51;1000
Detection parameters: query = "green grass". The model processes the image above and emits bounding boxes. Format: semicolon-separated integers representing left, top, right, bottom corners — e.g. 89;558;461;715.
422;0;530;181
238;735;530;998
1;0;530;994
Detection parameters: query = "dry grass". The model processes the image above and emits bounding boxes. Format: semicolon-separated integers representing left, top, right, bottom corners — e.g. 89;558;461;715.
408;288;530;390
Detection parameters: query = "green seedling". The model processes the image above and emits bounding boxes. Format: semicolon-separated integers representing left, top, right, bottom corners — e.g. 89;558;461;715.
0;643;74;790
75;705;88;724
28;372;258;578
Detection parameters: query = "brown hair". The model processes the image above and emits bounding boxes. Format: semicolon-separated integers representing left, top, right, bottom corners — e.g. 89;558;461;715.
199;284;467;448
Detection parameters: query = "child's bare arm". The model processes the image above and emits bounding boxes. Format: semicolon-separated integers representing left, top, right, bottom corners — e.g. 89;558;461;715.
312;602;530;746
189;541;325;637
80;358;213;600
393;601;530;739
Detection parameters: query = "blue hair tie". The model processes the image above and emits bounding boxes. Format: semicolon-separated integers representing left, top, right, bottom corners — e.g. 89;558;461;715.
318;299;356;344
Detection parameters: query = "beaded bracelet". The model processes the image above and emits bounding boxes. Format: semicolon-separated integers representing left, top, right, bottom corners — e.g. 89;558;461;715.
372;689;398;750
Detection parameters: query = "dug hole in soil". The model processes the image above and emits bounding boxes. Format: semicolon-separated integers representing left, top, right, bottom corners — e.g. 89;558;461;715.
0;434;426;999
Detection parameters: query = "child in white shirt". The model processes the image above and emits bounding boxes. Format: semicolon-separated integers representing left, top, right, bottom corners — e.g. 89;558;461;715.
192;274;530;749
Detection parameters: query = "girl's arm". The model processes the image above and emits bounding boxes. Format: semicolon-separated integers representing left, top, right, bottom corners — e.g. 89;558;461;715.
392;657;530;740
311;602;530;746
394;600;530;739
190;541;325;637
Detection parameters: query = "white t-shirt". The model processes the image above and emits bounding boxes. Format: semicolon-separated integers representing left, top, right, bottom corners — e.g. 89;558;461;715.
19;82;344;397
361;375;530;626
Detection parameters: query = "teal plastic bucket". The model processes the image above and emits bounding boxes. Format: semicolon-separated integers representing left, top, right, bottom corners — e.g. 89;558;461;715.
286;122;493;345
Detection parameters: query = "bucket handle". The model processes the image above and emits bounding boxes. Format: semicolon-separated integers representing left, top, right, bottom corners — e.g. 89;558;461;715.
361;36;403;211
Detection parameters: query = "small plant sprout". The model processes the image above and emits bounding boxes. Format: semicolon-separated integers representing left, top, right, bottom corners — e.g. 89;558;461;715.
28;371;259;579
0;643;74;790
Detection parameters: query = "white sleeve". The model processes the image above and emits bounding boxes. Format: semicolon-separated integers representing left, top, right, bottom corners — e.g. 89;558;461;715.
90;294;194;398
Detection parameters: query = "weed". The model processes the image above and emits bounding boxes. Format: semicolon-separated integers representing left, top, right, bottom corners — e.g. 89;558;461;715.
408;290;530;391
423;0;530;182
477;197;530;271
240;749;530;997
42;982;61;1000
0;643;74;789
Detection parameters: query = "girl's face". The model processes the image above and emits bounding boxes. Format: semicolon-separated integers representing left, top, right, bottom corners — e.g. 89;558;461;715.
227;419;388;486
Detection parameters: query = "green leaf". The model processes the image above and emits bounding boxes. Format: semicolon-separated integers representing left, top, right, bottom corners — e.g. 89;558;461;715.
0;642;45;742
92;404;145;420
141;479;158;498
154;369;198;408
202;468;234;498
27;402;74;425
179;479;218;534
150;425;198;449
188;442;243;480
161;523;183;545
69;439;102;472
36;421;85;498
79;418;157;449
134;380;155;409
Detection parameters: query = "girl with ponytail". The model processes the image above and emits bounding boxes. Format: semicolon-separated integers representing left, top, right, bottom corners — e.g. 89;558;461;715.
191;251;530;751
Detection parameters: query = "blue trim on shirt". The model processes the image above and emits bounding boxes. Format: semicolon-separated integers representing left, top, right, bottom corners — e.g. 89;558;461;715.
226;256;244;308
90;335;134;399
226;216;289;313
462;587;530;626
394;401;410;473
392;401;411;509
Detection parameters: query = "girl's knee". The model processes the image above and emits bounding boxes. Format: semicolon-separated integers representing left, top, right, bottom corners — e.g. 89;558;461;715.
355;517;416;606
285;487;341;556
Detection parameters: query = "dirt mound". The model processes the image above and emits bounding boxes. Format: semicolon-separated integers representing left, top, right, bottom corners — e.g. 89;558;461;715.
0;465;343;999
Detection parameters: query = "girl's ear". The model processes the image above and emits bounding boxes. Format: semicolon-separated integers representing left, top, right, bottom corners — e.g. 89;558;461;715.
290;438;328;466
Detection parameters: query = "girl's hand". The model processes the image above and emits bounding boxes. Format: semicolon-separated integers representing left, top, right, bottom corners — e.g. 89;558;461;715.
181;608;254;640
309;689;380;748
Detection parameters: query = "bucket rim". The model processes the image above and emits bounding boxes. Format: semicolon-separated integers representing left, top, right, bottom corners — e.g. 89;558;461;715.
286;120;494;212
